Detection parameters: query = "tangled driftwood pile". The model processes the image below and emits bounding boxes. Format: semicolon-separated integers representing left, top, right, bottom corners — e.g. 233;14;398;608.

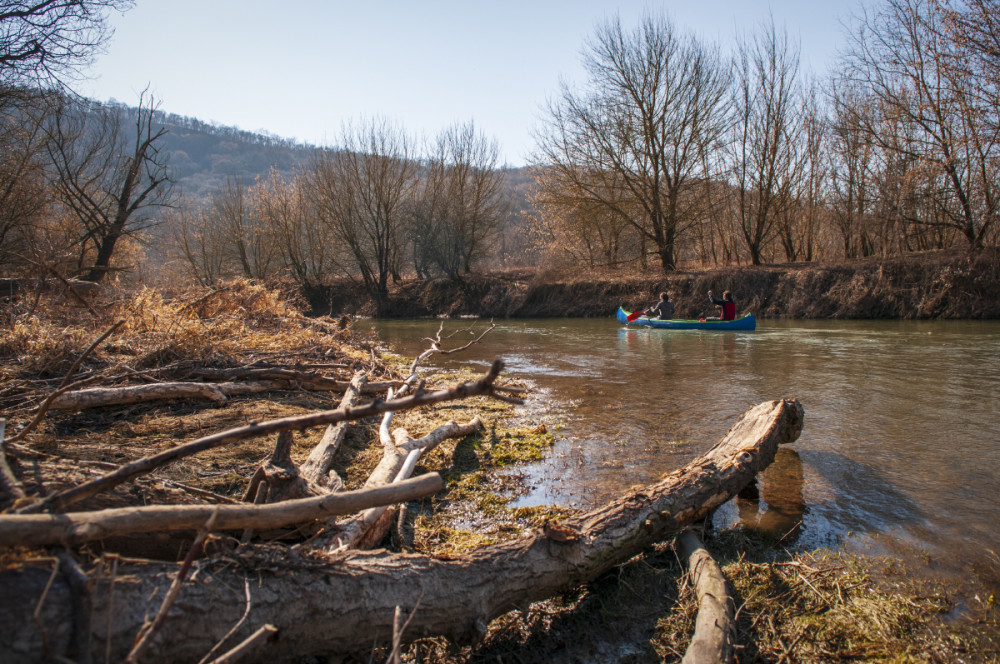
0;281;803;663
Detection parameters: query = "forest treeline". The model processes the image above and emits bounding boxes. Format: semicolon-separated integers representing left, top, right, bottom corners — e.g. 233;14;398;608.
1;0;998;315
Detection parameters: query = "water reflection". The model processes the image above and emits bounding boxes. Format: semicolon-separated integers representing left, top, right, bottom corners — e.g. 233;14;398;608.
735;448;808;545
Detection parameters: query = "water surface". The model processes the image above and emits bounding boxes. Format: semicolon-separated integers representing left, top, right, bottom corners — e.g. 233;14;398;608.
369;317;1000;596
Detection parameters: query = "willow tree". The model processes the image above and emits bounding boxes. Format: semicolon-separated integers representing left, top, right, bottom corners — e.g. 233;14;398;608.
533;12;729;272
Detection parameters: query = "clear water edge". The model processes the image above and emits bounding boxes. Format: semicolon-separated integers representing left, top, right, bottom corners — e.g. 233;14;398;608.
367;317;1000;602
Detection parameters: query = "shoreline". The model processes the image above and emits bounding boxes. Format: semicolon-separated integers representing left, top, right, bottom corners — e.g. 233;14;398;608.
314;248;1000;321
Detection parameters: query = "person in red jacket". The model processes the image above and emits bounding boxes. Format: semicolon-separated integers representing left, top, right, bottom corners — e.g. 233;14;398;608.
708;289;737;321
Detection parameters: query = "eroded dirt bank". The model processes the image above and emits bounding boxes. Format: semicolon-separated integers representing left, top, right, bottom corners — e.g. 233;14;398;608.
321;249;1000;320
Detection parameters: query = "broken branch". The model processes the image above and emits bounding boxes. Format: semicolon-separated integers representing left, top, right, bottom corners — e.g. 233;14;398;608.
0;474;444;548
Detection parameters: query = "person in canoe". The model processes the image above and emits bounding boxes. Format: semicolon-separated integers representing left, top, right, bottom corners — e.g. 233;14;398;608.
708;289;737;321
644;291;675;320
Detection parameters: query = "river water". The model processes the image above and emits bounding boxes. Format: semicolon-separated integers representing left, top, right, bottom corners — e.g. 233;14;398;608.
368;317;1000;599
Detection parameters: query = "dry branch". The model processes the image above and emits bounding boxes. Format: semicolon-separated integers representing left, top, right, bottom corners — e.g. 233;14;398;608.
677;529;737;664
326;417;484;551
206;624;278;664
192;367;399;394
17;360;511;515
0;474;443;548
0;398;803;663
299;372;366;485
43;376;401;413
47;381;230;410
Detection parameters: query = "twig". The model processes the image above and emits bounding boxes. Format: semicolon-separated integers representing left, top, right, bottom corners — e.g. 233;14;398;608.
0;418;27;502
409;321;496;375
103;555;119;664
206;623;277;664
18;361;512;515
774;630;806;664
46;267;100;317
59;320;125;390
384;597;422;664
197;578;253;664
7;374;105;445
32;556;60;659
161;480;240;505
125;510;219;663
57;550;93;664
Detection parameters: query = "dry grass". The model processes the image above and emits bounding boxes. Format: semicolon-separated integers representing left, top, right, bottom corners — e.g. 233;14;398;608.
0;280;388;514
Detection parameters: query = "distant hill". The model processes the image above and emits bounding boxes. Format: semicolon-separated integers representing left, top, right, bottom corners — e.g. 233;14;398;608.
102;101;537;265
146;109;320;200
135;106;535;213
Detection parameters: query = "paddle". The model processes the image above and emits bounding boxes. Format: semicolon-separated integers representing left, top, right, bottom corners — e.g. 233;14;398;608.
626;308;646;322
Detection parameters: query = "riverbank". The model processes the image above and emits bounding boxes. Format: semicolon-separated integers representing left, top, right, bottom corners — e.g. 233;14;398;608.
3;283;996;661
321;248;1000;320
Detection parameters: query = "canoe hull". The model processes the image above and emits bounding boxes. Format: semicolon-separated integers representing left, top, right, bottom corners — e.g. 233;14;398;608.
617;307;756;331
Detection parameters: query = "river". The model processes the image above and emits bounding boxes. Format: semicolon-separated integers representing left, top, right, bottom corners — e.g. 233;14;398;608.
368;317;1000;601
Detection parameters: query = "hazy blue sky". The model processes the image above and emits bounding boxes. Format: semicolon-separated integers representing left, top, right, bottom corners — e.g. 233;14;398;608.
79;1;872;166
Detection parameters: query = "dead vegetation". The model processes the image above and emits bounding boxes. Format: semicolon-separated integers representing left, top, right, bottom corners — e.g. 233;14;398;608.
0;279;988;663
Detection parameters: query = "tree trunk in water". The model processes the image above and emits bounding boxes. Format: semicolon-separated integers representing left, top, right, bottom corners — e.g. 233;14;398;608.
0;399;802;663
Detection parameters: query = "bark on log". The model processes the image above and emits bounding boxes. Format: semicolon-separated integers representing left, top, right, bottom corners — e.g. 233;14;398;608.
192;367;399;394
44;381;292;411
45;377;399;412
299;372;366;485
677;530;736;664
0;474;443;547
0;398;802;664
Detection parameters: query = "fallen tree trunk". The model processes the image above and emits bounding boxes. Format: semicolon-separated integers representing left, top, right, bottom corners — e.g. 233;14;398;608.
0;398;802;664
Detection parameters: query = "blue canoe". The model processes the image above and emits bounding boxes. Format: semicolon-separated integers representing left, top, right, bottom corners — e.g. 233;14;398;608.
617;306;757;331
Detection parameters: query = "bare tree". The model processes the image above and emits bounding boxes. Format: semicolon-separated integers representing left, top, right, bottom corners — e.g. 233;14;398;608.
309;117;415;313
534;12;729;272
527;166;637;268
728;18;805;266
0;97;49;271
45;89;173;281
829;81;879;258
780;81;827;262
0;0;133;90
253;167;342;294
839;0;999;249
411;121;509;278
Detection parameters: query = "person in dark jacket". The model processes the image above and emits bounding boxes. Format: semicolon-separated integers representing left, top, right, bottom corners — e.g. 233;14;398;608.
708;289;737;321
645;291;675;319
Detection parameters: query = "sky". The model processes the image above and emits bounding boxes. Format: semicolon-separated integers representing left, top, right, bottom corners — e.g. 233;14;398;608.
78;0;873;167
